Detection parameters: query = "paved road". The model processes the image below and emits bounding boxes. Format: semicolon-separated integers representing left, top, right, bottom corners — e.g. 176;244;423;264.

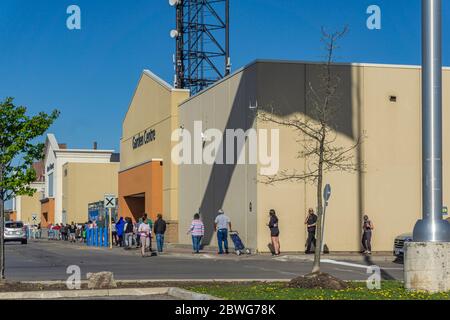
5;241;403;281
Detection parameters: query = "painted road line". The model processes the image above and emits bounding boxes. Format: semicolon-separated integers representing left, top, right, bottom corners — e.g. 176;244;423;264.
321;259;403;270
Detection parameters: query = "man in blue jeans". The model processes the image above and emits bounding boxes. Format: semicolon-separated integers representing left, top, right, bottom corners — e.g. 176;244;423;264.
214;209;232;254
153;214;167;253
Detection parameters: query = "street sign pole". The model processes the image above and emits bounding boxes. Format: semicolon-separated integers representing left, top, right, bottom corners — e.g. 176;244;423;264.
104;195;116;250
321;184;331;253
109;207;112;249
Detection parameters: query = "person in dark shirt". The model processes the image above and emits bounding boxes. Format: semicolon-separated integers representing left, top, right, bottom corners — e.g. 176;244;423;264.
304;208;317;254
362;215;374;254
267;209;280;256
153;214;167;253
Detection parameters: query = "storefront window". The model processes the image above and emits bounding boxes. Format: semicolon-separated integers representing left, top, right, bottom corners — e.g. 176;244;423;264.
48;173;54;197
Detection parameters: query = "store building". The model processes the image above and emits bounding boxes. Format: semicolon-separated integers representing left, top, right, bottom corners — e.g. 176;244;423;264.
9;162;45;224
119;70;189;243
41;134;119;226
62;162;119;224
176;60;450;252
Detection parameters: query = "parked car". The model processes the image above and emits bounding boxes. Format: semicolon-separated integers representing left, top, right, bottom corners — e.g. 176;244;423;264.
393;233;413;257
4;221;27;244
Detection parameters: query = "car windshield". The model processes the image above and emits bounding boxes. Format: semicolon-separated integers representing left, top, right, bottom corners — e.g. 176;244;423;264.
6;222;24;229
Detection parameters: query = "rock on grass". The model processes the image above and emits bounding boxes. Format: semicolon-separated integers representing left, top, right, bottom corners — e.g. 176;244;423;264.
288;272;348;290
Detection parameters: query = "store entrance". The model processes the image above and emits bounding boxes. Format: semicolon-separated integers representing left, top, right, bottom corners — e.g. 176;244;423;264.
124;193;145;222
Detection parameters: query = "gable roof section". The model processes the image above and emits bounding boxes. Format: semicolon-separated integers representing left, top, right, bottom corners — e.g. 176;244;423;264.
122;70;189;127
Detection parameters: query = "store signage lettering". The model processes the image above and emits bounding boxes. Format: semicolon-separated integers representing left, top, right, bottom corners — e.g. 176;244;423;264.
133;129;156;150
47;163;54;172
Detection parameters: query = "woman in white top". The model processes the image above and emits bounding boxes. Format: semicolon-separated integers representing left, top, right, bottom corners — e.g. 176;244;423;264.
138;221;151;257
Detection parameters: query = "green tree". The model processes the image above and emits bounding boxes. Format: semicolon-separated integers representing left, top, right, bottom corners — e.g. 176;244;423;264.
0;97;59;280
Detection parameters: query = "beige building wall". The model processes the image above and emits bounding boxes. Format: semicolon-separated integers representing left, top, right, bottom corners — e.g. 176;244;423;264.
19;192;43;224
120;70;189;225
178;65;258;248
62;162;119;223
178;60;450;252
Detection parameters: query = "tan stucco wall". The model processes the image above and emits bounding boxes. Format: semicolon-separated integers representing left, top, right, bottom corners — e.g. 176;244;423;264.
177;65;258;248
62;162;119;223
19;191;43;224
178;60;450;252
120;71;189;223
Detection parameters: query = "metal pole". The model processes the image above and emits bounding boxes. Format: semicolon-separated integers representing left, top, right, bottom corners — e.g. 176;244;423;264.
225;0;230;75
413;0;450;242
109;207;112;249
321;203;327;253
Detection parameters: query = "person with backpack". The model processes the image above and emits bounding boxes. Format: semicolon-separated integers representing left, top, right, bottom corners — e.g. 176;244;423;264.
153;214;167;253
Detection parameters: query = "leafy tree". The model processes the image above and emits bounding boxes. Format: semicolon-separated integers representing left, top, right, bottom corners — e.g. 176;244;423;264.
0;97;59;279
258;27;363;274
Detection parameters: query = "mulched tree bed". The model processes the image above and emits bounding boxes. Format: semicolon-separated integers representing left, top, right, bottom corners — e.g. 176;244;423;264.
288;273;349;290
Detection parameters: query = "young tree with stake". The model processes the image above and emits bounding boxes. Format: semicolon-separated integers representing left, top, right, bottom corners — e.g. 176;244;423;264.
258;26;363;275
0;97;59;280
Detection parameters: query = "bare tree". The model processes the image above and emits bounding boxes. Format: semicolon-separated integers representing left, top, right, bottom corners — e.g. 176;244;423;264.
258;26;363;274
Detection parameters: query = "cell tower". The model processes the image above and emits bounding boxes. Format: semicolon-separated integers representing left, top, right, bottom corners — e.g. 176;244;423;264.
169;0;230;94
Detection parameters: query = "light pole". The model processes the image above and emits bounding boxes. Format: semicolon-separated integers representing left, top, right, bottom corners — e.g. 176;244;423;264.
413;0;450;242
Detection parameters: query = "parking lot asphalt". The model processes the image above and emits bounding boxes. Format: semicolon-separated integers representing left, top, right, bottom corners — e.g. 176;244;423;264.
4;240;403;282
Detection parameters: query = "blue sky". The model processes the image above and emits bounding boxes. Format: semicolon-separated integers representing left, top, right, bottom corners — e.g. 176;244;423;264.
0;0;448;151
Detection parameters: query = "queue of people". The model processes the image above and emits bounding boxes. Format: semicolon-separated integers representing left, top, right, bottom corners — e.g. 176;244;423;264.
45;208;375;256
48;221;87;243
110;213;168;257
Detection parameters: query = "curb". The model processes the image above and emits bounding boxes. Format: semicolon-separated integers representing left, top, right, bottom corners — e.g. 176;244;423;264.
0;287;219;300
168;287;221;300
22;279;291;286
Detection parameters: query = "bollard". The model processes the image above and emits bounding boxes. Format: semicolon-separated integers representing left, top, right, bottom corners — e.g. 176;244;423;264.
104;227;109;247
98;228;103;247
86;229;90;246
90;228;94;246
93;228;97;247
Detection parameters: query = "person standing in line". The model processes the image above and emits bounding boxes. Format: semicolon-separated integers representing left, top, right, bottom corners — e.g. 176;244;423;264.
124;217;134;249
116;217;125;247
69;222;76;243
304;208;317;254
154;214;167;253
188;214;205;254
362;215;374;255
138;218;151;257
135;218;143;248
111;219;118;246
145;214;154;252
214;209;231;255
267;209;281;256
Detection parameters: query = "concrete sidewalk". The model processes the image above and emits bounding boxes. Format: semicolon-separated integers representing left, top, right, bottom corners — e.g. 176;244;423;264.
0;286;219;300
31;238;397;263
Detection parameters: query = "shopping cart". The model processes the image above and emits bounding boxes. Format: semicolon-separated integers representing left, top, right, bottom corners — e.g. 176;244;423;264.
229;231;251;256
